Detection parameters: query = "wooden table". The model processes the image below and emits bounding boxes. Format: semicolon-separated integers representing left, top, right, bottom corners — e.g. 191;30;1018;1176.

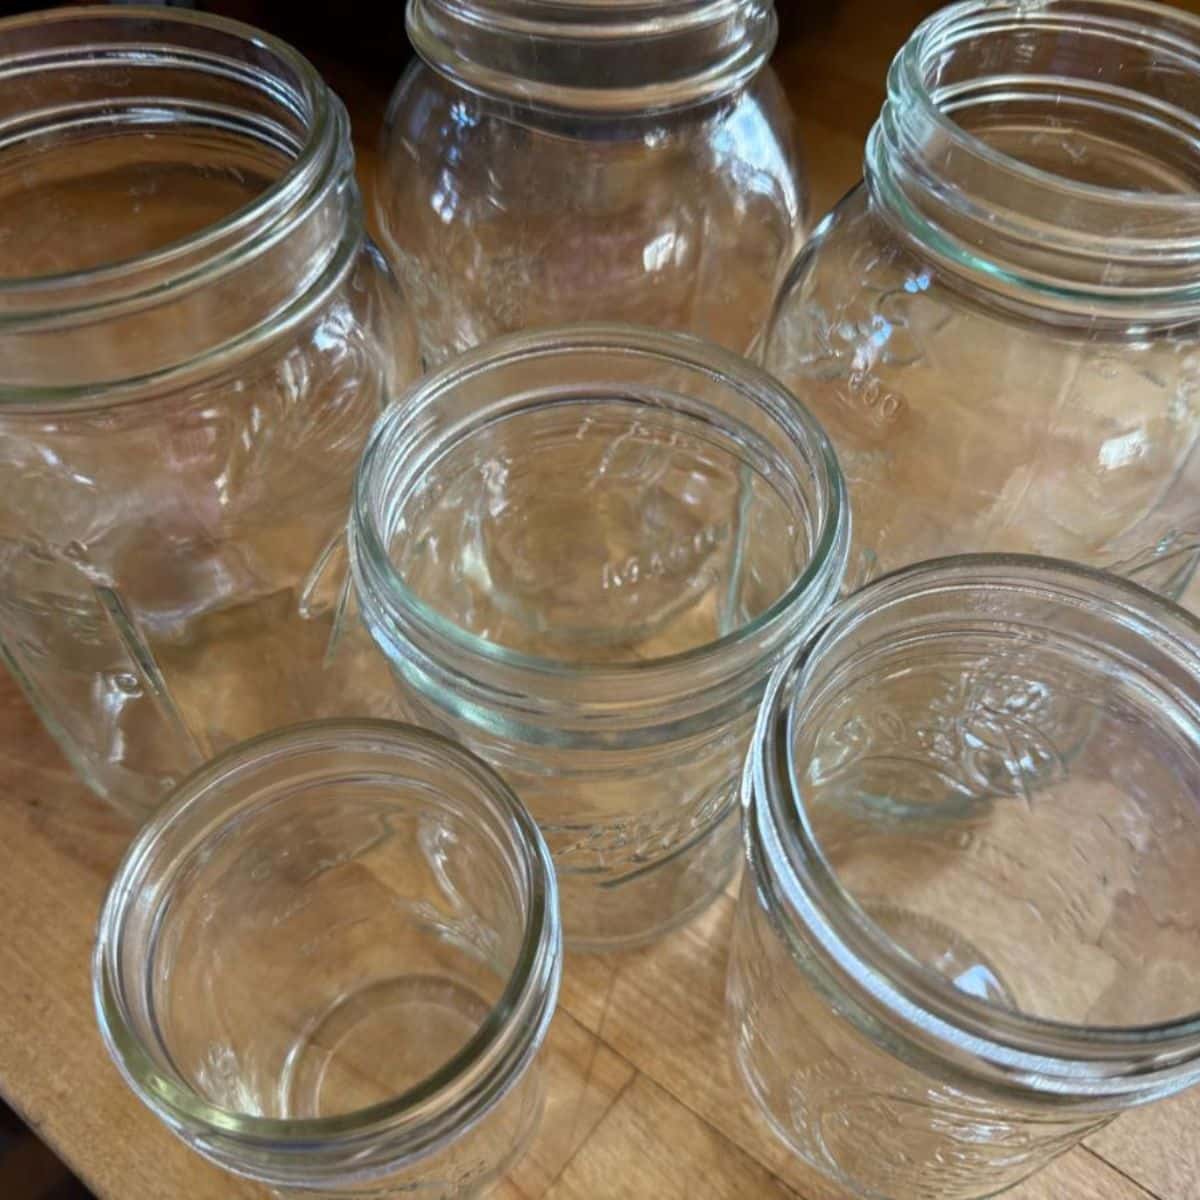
0;2;1196;1197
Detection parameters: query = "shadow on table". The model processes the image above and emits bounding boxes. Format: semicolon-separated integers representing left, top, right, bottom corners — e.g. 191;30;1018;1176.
0;1100;94;1200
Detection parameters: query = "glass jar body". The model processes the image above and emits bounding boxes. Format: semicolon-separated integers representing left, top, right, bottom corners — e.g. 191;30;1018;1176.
727;874;1113;1200
727;555;1200;1199
0;10;421;820
390;684;751;952
348;326;849;950
377;61;806;366
766;184;1200;600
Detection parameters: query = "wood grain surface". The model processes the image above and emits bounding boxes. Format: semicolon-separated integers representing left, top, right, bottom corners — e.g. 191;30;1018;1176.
0;1;1197;1197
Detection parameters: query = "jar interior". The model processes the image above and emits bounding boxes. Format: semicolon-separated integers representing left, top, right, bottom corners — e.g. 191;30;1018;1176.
138;749;531;1119
789;575;1200;1028
0;12;306;280
923;5;1200;193
389;394;814;663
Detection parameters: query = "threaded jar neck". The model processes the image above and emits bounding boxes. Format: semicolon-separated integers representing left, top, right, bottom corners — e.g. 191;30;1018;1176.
406;0;777;113
0;7;360;398
350;324;849;748
866;0;1200;325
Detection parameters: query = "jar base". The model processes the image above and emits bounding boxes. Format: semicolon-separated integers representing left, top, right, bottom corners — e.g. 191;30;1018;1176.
279;974;493;1118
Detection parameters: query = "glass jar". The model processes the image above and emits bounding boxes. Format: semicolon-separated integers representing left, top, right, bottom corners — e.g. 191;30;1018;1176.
765;0;1200;606
349;324;848;950
94;720;560;1198
376;0;807;366
0;8;420;820
729;555;1200;1200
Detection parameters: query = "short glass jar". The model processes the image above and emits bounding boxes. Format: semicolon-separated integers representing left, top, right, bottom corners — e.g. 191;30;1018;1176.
349;325;848;949
376;0;807;365
765;0;1200;605
729;555;1200;1200
0;8;419;819
94;720;560;1198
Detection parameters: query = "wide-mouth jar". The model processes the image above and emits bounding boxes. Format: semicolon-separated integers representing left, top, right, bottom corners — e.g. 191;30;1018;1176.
350;324;849;949
764;0;1200;606
0;7;418;818
94;720;560;1196
730;554;1200;1199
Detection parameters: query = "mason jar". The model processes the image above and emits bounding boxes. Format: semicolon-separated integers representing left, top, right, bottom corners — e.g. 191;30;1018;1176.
0;8;420;819
765;0;1200;605
348;324;848;950
94;720;560;1198
729;555;1200;1200
376;0;807;366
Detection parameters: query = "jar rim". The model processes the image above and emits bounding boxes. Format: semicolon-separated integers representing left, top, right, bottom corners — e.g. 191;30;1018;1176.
405;0;777;114
350;324;849;735
866;0;1200;320
0;7;345;330
750;554;1200;1095
894;0;1200;211
93;719;562;1185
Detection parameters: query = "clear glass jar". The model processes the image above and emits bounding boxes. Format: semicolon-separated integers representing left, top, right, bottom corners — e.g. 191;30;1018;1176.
349;324;849;950
729;555;1200;1200
376;0;807;366
0;9;420;820
94;720;560;1198
765;0;1200;606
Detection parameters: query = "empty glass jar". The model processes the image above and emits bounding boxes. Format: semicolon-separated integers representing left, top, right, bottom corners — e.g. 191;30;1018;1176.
94;720;561;1198
765;0;1200;606
376;0;807;365
729;555;1200;1200
349;325;848;949
0;8;419;819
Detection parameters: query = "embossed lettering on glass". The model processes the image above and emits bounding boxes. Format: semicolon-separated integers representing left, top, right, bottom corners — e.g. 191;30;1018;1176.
729;556;1200;1200
377;0;807;365
0;9;420;819
350;325;849;949
765;0;1200;607
94;721;561;1198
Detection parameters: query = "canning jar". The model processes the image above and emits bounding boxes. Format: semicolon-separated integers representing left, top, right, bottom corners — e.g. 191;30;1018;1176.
729;555;1200;1200
765;0;1200;606
376;0;807;366
94;720;560;1198
0;8;419;820
349;324;848;950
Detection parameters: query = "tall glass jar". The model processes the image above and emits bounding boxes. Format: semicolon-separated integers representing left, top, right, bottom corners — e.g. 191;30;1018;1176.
376;0;807;366
0;9;420;819
349;325;848;949
729;556;1200;1200
765;0;1200;605
94;720;560;1198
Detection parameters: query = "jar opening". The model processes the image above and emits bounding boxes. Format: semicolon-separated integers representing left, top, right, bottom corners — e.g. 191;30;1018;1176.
351;325;849;740
754;555;1200;1094
0;7;358;396
94;721;561;1187
867;0;1200;321
406;0;777;113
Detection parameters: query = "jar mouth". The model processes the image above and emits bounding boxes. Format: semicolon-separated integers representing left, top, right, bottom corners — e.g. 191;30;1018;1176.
351;324;849;740
0;7;347;346
93;721;561;1187
406;0;777;114
866;0;1200;321
752;555;1200;1096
